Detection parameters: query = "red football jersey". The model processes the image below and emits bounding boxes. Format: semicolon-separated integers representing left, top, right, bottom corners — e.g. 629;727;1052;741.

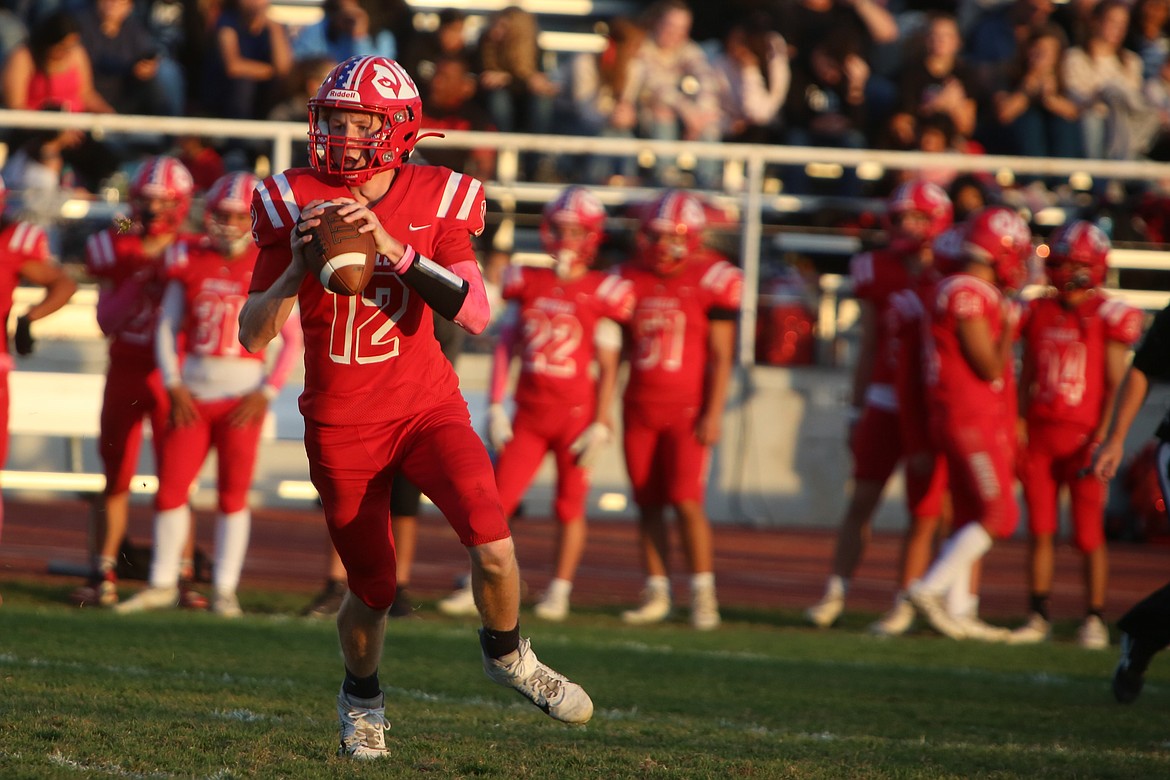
886;267;941;454
850;248;913;392
0;220;49;358
925;273;1012;420
1021;293;1143;429
166;236;264;361
86;229;177;365
620;251;743;408
503;266;635;408
250;164;486;425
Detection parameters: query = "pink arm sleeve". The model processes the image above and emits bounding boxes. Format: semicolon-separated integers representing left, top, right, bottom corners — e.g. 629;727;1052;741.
95;277;144;335
450;259;491;335
264;309;303;392
489;307;521;404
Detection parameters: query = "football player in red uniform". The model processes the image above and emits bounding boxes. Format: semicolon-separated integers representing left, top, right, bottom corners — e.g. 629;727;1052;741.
72;156;197;609
907;205;1033;639
0;174;77;578
806;180;953;629
1009;220;1142;648
238;55;593;758
616;190;742;631
438;186;633;621
114;173;303;617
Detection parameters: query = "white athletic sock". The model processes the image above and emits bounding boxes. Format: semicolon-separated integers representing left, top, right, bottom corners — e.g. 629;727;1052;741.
646;574;670;596
691;571;716;594
918;524;992;596
149;505;191;588
213;509;251;596
826;574;848;599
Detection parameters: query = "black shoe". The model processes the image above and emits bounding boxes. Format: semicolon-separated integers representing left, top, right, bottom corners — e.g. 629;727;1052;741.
302;579;347;618
1113;632;1153;704
389;586;415;619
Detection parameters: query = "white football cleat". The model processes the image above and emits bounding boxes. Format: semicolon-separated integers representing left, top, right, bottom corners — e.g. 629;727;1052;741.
1077;614;1110;650
621;584;672;625
113;586;179;614
691;586;721;631
805;592;845;629
437;584;479;617
954;615;1011;643
907;583;967;639
337;689;390;760
869;598;915;637
533;592;569;622
481;634;593;724
212;591;244;619
1007;613;1052;645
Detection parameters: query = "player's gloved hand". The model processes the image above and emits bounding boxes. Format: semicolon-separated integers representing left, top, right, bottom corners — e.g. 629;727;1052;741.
488;403;513;451
569;422;612;468
14;315;34;356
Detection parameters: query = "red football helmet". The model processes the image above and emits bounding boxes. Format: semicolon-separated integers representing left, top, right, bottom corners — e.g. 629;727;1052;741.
930;223;967;275
962;206;1033;292
205;171;259;257
1045;219;1109;291
308;55;427;185
636;189;707;275
540;186;607;278
885;179;953;251
129;155;194;236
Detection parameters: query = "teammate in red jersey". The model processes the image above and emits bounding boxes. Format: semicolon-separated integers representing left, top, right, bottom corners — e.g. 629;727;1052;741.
72;156;198;609
237;55;592;759
806;180;953;630
114;173;303;617
1009;220;1142;649
438;186;634;621
907;205;1034;639
0;174;77;579
615;189;742;631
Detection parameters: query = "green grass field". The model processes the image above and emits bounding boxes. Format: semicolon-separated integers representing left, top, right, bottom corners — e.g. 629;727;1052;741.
0;580;1167;779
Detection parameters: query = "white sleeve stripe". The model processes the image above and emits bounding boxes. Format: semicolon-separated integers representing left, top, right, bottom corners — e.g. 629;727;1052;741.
275;174;299;224
596;274;618;299
455;178;481;220
258;179;283;229
99;231;114;267
436;171;462;218
10;222;27;252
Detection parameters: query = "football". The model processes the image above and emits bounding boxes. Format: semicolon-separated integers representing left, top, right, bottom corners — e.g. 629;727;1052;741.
305;203;377;296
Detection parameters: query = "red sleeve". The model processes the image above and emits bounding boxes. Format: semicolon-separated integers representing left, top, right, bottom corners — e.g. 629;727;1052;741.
162;240;191;282
1102;300;1145;346
597;274;635;324
7;221;49;263
849;251;876;301
85;229;117;279
700;258;743;312
248;177;296;293
501;264;527;301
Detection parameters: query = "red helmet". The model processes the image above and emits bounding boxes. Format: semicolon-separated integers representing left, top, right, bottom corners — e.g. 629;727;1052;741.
636;189;707;275
931;223;967;275
886;179;953;250
205;171;259;256
308;55;424;185
962;206;1033;292
129;155;194;236
540;186;606;277
1045;219;1109;291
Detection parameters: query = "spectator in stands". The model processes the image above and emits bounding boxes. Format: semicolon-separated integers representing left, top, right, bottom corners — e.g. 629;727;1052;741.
1063;0;1156;161
0;10;28;68
992;24;1082;159
558;15;644;184
948;172;994;221
964;0;1056;100
76;0;183;116
175;134;224;193
0;12;121;192
618;1;723;188
474;6;557;179
419;54;495;180
1127;0;1170;80
783;35;869;195
200;0;291;120
291;0;394;64
782;0;899;70
1144;56;1170;160
713;14;790;145
399;8;469;97
0;125;85;246
0;173;77;568
265;56;334;169
887;13;978;151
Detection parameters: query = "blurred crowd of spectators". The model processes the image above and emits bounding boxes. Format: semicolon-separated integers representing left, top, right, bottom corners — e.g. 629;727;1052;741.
3;1;1170;214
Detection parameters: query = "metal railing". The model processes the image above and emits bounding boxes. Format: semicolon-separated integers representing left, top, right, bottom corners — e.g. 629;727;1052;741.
4;108;1170;365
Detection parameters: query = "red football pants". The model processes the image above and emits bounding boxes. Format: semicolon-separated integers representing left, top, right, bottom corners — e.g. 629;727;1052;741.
99;359;170;495
851;404;902;483
495;401;592;524
622;400;708;507
1019;420;1105;553
934;413;1018;539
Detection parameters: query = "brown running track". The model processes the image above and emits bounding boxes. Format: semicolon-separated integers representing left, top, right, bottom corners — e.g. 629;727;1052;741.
1;496;1167;622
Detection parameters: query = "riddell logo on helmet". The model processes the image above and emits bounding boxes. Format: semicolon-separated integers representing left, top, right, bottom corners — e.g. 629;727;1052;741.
327;89;361;102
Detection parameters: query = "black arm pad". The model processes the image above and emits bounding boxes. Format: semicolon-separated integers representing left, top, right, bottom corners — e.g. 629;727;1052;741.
399;252;470;321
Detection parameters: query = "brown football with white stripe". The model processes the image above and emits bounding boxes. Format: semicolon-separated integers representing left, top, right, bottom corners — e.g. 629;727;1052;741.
306;203;377;296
